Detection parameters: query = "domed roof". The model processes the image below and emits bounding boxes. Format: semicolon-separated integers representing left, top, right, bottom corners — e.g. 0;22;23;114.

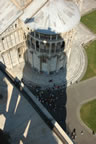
25;0;80;34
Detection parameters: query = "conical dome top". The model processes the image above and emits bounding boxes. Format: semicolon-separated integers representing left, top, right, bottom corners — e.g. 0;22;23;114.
25;0;80;34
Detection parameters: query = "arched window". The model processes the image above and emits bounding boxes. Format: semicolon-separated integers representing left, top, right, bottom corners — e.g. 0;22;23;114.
27;40;30;47
61;41;65;50
36;41;39;48
41;56;47;63
51;43;55;53
18;47;23;58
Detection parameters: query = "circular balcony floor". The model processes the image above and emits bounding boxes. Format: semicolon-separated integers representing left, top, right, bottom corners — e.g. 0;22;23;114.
11;44;86;88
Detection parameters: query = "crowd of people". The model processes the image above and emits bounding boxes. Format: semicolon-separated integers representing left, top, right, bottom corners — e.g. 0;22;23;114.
23;80;92;143
23;79;67;130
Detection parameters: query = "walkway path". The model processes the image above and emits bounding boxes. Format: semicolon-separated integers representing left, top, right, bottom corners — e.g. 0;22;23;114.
66;77;96;144
81;0;96;15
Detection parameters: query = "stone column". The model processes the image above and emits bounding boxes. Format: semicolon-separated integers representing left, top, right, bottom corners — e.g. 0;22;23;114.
0;39;5;50
6;37;9;49
17;29;20;42
56;35;58;40
9;50;13;67
55;42;57;53
49;43;52;56
14;32;17;45
39;41;41;53
10;34;13;47
1;54;5;65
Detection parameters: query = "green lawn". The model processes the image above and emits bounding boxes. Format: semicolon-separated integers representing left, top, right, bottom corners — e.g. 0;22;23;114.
82;40;96;80
81;10;96;80
81;10;96;34
80;99;96;132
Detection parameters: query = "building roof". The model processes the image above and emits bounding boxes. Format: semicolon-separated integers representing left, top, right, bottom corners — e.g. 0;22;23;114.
0;0;80;35
20;0;48;22
24;0;80;34
0;0;22;35
11;0;33;9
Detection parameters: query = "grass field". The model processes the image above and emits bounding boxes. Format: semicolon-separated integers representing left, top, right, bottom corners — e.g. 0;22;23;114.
82;40;96;80
80;99;96;132
81;10;96;80
81;10;96;34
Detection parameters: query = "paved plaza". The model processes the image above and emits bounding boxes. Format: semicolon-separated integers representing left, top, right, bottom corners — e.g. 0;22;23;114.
81;0;96;15
24;76;96;144
11;19;95;88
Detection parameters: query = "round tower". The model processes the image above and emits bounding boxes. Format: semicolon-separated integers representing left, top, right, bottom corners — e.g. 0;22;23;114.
25;0;80;74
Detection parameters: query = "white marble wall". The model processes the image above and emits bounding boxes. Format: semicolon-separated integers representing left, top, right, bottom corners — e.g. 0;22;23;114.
25;27;76;74
0;20;26;69
14;0;32;8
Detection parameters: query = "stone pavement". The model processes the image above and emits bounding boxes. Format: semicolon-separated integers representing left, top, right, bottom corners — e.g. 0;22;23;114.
81;0;96;15
66;77;96;144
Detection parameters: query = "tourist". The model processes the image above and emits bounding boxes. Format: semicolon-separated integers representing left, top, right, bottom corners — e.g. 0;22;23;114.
81;130;84;135
92;130;95;135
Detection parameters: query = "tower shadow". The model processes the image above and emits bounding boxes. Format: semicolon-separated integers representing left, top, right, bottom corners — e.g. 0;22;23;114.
0;69;10;144
0;66;59;143
0;30;69;143
22;31;67;132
